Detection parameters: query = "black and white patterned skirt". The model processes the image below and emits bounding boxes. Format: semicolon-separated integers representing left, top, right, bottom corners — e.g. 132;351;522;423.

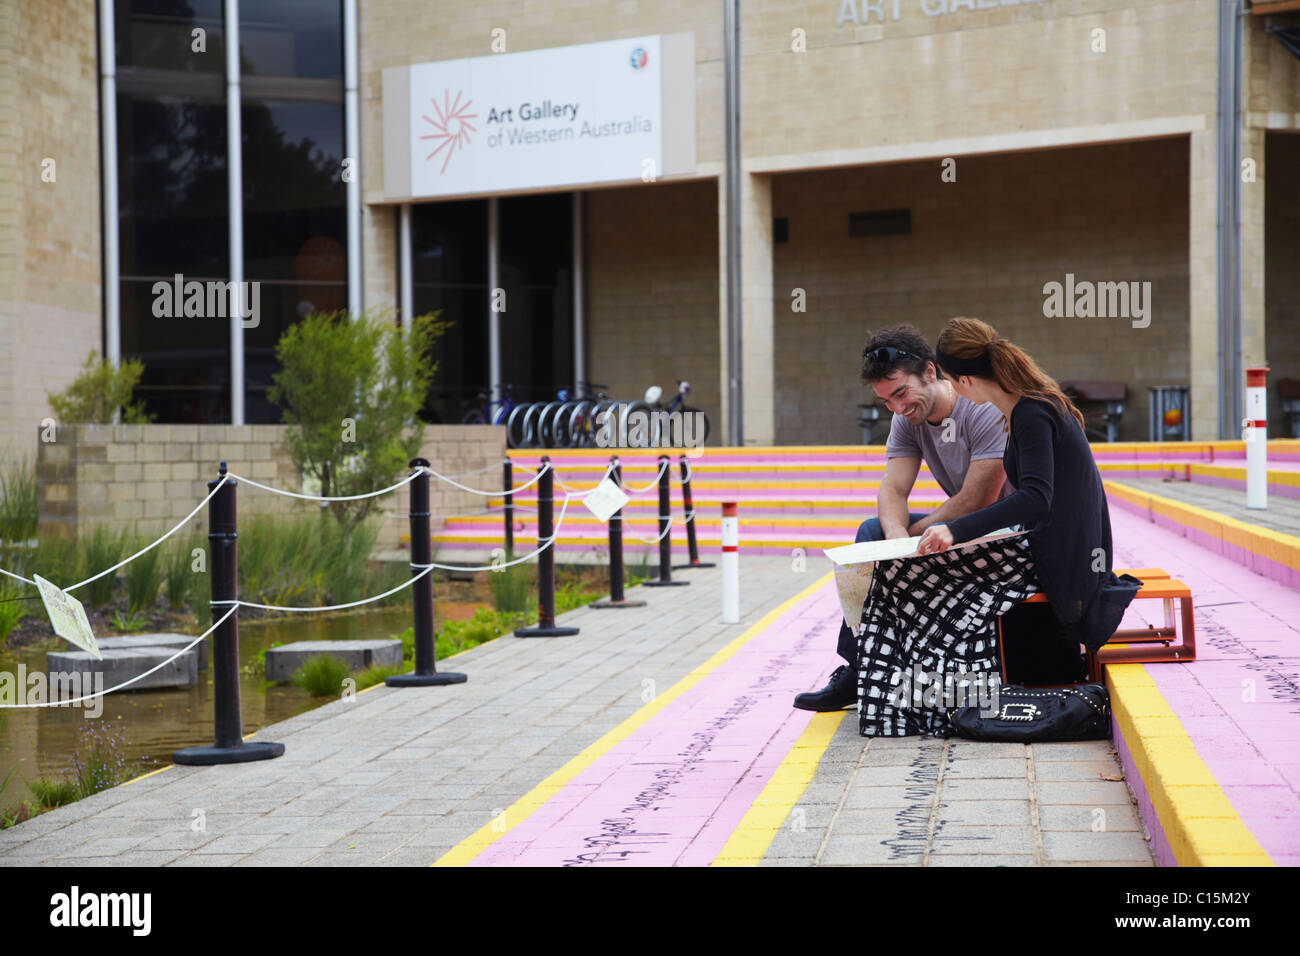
857;535;1040;737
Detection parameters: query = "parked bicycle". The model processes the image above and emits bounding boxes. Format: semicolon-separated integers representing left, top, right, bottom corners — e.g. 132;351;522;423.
624;380;710;448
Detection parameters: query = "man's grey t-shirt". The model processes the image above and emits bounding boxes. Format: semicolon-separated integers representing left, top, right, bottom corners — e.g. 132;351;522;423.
884;393;1012;500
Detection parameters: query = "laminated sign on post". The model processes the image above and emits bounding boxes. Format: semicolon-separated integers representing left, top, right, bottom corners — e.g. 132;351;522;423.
34;574;101;659
583;476;630;523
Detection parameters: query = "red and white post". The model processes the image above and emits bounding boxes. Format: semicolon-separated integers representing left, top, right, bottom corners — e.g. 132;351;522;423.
1245;366;1269;510
721;501;739;624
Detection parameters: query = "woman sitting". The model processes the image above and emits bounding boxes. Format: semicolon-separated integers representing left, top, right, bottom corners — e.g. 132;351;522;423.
856;317;1139;736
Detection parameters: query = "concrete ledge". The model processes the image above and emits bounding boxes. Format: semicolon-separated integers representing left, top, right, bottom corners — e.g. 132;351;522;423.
1107;663;1274;867
88;634;209;670
45;647;199;690
1105;480;1300;591
265;640;403;682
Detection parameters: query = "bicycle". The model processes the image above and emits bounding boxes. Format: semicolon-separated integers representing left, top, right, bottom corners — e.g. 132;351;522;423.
624;380;710;448
461;384;525;447
561;382;617;448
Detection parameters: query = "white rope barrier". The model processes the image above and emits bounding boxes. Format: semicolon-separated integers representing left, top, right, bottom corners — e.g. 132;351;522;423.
224;468;421;502
213;564;436;612
65;474;231;593
0;605;238;708
619;458;669;494
426;461;548;497
0;566;37;587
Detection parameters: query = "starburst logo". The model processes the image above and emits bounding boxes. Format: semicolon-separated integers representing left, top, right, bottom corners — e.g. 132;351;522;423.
420;90;476;173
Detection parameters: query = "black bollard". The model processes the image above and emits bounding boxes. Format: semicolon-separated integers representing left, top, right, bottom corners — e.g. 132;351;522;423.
673;454;715;569
591;456;646;609
515;456;580;636
388;458;466;687
173;462;284;765
643;454;689;588
503;459;514;560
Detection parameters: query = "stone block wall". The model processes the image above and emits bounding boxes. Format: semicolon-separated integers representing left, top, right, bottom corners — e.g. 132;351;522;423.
36;424;509;555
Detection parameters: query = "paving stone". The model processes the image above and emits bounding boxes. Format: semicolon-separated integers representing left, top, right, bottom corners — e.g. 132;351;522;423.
819;835;923;866
165;853;249;867
942;778;1031;801
1032;760;1128;782
832;808;917;834
942;758;1028;779
1042;831;1154;863
927;854;1035;866
1036;781;1134;806
1038;805;1141;832
934;800;1032;827
930;824;1034;855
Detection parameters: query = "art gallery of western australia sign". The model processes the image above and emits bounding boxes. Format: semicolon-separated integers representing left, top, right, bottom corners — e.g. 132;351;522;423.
383;33;697;200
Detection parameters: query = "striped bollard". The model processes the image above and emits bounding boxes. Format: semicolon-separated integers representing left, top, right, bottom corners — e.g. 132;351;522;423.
721;501;739;624
1245;366;1269;510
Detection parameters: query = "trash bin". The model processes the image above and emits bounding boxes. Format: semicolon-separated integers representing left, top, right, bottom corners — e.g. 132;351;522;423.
857;404;884;444
1148;386;1190;442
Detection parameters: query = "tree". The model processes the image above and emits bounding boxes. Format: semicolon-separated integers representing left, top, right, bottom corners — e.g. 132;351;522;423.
267;310;448;528
47;351;153;424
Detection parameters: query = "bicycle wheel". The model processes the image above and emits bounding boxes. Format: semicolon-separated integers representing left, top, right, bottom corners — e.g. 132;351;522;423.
679;406;710;446
460;408;485;425
566;400;595;448
623;400;659;449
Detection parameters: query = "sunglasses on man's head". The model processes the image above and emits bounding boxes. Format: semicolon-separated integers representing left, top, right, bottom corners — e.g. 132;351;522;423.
866;347;925;366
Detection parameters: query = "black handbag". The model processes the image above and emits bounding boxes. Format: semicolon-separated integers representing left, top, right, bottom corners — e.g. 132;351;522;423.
946;682;1111;742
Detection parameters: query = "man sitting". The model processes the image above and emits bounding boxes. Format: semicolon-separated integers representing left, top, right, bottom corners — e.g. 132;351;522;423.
793;324;1012;711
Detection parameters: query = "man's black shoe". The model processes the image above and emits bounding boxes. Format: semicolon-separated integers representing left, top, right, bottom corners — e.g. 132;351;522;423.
793;665;856;712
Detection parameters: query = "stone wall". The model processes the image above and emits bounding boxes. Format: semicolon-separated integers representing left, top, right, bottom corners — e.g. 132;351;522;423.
36;424;508;554
0;0;103;461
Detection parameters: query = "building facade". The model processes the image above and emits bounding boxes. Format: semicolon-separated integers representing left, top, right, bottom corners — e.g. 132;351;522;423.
2;0;1299;458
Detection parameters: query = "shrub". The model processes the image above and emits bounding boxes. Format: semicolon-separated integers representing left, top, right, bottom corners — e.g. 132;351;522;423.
164;537;200;609
81;525;126;607
488;562;532;614
291;654;352;697
0;578;27;643
47;350;152;425
267;310;448;529
124;533;163;611
29;777;79;809
71;722;131;797
0;457;38;544
237;512;377;608
355;663;404;689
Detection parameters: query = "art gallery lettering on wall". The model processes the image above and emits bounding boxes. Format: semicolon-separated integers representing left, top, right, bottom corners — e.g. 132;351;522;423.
837;0;1047;28
382;33;696;201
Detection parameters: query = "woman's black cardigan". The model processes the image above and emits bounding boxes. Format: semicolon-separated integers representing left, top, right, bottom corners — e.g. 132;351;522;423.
945;396;1138;653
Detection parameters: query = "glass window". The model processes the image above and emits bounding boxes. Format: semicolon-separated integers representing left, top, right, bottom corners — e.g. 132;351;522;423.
117;92;231;423
241;98;348;423
411;200;488;425
116;0;225;72
239;0;343;79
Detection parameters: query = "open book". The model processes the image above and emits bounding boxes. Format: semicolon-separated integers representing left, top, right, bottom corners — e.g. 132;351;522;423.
823;528;1028;637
